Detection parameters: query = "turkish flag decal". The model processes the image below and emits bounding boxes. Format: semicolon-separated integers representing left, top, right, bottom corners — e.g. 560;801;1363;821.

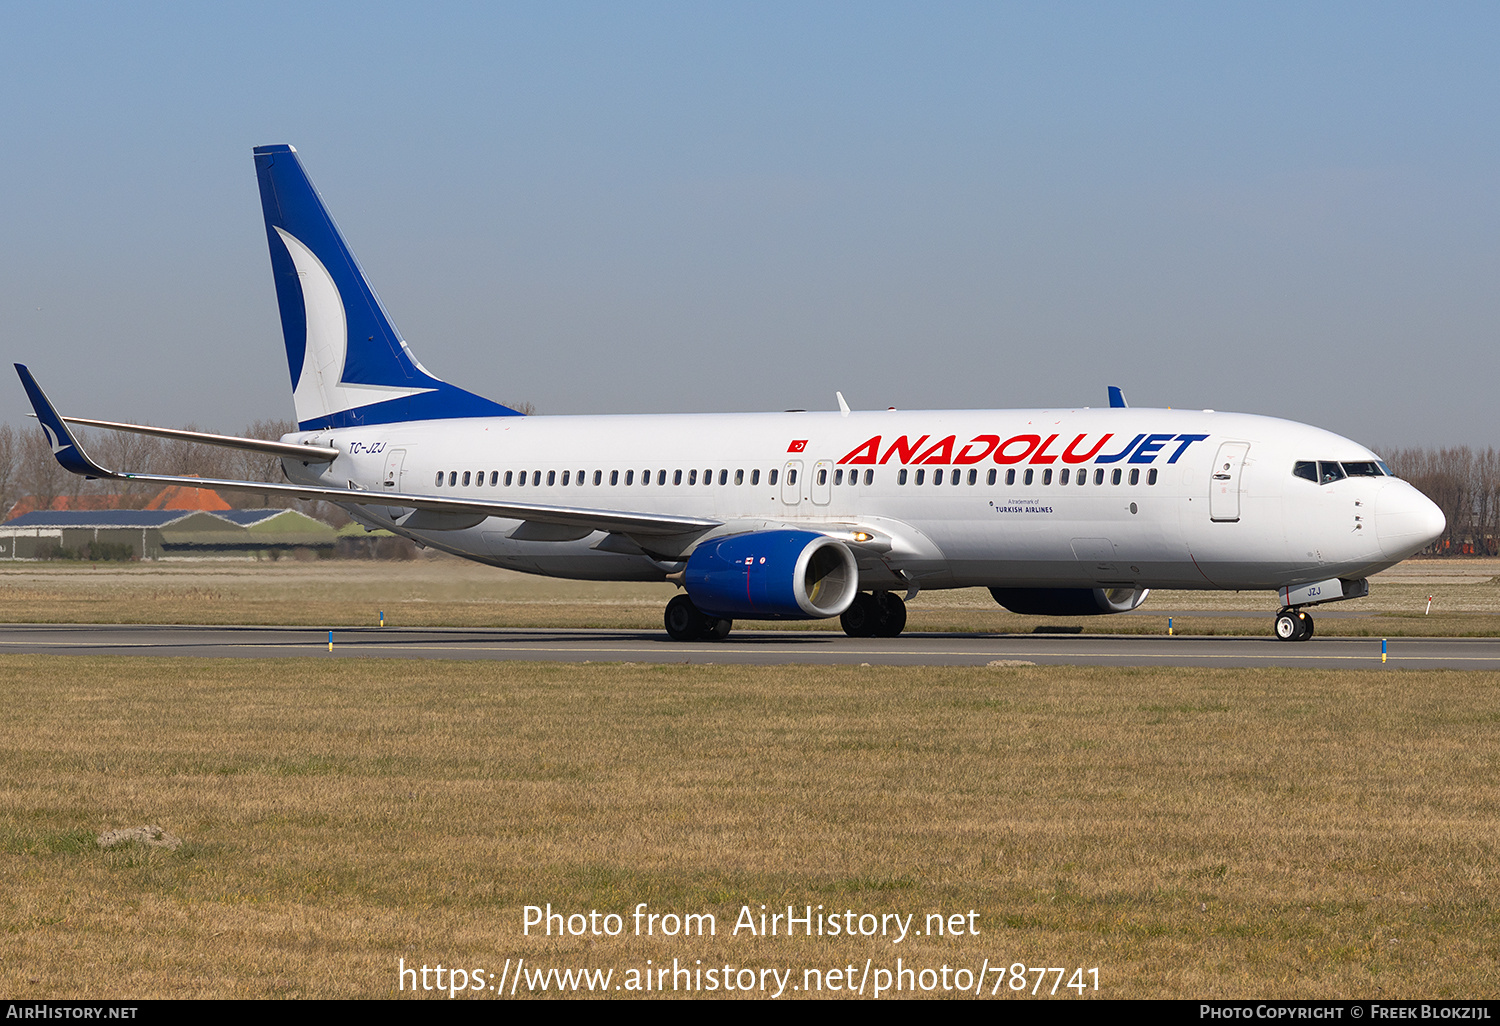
787;440;808;453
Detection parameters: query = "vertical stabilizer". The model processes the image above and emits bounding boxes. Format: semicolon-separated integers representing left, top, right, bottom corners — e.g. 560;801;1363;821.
253;145;520;429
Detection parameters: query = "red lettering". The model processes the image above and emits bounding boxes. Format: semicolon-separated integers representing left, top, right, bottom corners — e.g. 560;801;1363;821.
1060;432;1113;464
1028;433;1061;464
879;435;930;465
993;435;1041;464
838;436;881;465
953;435;1000;465
915;435;956;465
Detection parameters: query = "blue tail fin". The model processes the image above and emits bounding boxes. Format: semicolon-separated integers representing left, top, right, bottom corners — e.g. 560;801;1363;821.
253;145;521;430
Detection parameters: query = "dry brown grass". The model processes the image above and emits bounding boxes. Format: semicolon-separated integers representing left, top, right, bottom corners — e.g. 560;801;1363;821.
2;556;1500;637
1;655;1496;999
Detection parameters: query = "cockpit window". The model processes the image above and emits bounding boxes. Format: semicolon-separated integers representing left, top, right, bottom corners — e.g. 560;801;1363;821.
1377;460;1395;478
1318;461;1347;484
1341;461;1383;477
1293;461;1317;482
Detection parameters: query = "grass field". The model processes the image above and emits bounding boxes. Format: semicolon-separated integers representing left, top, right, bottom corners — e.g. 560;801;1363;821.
2;554;1500;636
1;655;1496;999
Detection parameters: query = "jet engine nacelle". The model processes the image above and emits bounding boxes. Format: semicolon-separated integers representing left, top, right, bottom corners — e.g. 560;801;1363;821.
989;586;1151;616
685;530;859;620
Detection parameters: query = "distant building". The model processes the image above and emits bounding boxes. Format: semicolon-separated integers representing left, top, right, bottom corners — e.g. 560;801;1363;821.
0;509;336;560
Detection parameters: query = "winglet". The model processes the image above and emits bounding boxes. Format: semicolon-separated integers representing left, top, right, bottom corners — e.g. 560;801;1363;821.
13;365;113;479
1107;385;1128;409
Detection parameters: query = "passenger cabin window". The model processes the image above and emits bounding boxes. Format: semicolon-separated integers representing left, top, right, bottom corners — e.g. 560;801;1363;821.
449;471;458;487
561;471;569;486
1111;469;1122;485
719;469;728;485
688;469;697;485
1094;469;1104;485
610;470;619;485
1318;462;1346;484
987;469;996;485
735;469;744;485
547;471;556;486
770;469;779;485
1148;469;1158;485
1128;469;1139;485
1059;469;1069;485
435;471;443;486
1042;469;1052;485
751;469;760;485
788;469;798;485
490;471;499;486
968;469;977;485
1005;469;1016;485
533;471;541;486
897;469;907;485
1023;469;1033;486
833;469;842;486
915;469;925;485
625;470;634;486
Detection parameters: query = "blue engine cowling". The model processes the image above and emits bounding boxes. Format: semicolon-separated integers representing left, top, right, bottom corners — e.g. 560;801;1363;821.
685;530;860;620
989;587;1150;616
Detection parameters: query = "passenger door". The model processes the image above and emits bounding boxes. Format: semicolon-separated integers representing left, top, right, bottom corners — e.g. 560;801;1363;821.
1209;442;1250;522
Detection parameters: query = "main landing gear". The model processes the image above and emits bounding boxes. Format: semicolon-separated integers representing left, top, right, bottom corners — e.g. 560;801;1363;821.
664;594;733;642
1274;607;1315;642
840;591;907;638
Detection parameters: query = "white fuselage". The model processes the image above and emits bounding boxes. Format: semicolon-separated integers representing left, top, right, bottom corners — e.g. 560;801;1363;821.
282;406;1444;597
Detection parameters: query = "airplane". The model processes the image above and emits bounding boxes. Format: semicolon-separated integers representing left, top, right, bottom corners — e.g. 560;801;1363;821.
16;144;1446;643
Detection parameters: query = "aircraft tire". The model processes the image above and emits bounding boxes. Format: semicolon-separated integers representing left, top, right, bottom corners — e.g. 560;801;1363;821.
872;591;907;638
1274;608;1312;642
702;617;733;641
665;595;707;641
840;593;880;637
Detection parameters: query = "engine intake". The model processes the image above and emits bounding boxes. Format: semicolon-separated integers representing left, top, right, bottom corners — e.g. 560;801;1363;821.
685;530;859;620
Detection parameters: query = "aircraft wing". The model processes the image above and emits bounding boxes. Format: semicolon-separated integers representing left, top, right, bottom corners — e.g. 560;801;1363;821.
55;416;340;462
15;365;721;538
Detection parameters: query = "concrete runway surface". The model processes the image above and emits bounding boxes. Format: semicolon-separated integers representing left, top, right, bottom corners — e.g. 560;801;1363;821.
2;623;1498;668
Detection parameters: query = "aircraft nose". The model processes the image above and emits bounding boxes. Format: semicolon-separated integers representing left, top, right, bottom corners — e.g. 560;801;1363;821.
1375;481;1446;558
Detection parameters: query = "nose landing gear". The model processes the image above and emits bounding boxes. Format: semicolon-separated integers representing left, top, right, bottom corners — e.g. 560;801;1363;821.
1274;607;1314;642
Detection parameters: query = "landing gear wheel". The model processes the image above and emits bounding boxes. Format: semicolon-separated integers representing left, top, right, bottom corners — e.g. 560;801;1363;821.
1274;608;1312;642
871;591;907;638
665;595;707;641
702;617;733;641
841;593;880;637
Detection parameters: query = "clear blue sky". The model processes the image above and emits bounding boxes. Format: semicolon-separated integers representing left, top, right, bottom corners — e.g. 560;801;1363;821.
2;2;1495;447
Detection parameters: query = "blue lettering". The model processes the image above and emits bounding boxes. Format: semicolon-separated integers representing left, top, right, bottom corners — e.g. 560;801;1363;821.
1094;433;1145;464
1167;434;1210;463
1128;433;1177;464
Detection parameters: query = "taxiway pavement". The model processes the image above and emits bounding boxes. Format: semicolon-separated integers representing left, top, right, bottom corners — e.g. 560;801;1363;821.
2;624;1497;669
